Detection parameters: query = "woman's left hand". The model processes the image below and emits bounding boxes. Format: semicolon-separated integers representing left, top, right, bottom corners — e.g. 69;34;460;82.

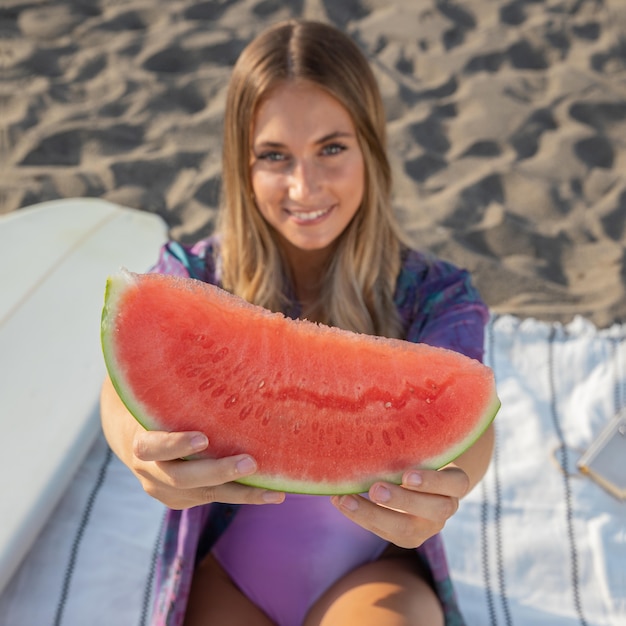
330;465;470;549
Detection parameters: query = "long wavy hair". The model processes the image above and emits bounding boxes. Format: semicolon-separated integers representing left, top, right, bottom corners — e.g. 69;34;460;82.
218;19;407;338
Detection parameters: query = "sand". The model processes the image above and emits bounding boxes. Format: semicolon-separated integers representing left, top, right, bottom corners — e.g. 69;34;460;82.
2;0;626;327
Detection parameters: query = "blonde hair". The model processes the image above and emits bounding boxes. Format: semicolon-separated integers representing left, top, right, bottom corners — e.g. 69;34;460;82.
218;19;406;338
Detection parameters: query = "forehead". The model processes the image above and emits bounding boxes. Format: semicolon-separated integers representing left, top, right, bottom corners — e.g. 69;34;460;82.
252;80;356;140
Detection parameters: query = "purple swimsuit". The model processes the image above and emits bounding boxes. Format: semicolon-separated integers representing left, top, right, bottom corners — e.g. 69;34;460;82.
212;494;388;625
149;238;488;626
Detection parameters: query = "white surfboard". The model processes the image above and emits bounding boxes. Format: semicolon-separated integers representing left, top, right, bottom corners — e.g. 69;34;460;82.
0;198;168;593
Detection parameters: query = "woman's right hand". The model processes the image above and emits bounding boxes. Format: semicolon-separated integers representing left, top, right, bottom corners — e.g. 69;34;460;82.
100;376;285;510
131;429;285;509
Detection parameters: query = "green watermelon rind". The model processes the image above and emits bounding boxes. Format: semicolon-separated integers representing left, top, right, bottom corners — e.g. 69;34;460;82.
101;271;500;496
101;271;164;434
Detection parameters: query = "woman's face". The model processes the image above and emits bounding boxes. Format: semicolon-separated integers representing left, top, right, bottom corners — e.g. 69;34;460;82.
250;80;365;255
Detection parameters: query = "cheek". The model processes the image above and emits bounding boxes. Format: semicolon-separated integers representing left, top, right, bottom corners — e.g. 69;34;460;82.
338;159;365;203
251;173;284;226
251;171;283;203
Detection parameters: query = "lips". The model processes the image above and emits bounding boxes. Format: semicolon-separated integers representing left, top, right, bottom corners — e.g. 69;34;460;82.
286;206;333;222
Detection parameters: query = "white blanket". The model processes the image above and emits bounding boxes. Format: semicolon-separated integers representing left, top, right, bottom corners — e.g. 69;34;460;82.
0;315;624;625
443;315;625;626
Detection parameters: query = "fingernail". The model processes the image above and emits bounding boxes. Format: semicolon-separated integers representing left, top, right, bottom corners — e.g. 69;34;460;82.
190;434;208;451
338;495;359;512
405;471;422;487
372;484;391;503
236;457;256;475
262;490;284;504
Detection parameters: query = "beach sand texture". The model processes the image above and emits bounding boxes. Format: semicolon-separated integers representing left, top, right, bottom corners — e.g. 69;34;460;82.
2;0;626;326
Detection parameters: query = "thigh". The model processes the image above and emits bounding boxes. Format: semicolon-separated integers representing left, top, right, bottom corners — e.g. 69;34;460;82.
303;550;444;626
184;553;276;626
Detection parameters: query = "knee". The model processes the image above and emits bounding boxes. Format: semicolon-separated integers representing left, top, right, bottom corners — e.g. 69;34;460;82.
303;557;444;626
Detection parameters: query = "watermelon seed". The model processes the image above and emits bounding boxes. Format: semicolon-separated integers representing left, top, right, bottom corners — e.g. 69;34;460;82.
239;405;253;420
198;378;215;391
335;433;342;445
261;413;271;425
382;430;392;446
224;394;238;408
395;427;405;441
384;402;392;409
258;380;265;389
293;421;303;434
211;384;226;398
211;347;229;363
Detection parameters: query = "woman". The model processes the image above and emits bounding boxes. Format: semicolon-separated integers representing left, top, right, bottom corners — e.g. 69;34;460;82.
101;19;494;626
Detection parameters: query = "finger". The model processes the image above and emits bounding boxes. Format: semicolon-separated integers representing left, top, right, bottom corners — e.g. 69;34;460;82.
134;430;209;462
154;453;261;490
369;482;459;524
194;481;285;508
144;478;285;510
136;453;285;508
401;466;470;498
330;494;435;549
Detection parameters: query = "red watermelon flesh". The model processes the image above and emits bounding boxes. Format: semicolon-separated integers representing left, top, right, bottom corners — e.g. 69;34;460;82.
101;271;500;495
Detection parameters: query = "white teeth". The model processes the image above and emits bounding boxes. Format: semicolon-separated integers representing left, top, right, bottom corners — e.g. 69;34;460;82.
290;208;330;221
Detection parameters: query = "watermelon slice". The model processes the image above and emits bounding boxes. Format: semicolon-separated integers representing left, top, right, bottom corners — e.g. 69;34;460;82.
101;271;500;495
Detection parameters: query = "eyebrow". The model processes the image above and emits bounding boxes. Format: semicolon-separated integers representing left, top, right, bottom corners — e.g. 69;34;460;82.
315;131;355;144
253;130;355;149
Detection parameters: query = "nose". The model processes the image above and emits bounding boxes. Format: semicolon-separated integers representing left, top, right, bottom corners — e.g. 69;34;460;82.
288;159;320;202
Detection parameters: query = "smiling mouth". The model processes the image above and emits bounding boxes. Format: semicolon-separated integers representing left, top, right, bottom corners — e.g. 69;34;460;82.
287;206;333;222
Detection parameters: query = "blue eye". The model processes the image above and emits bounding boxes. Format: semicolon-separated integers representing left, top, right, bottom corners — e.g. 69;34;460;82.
257;151;287;162
322;143;347;156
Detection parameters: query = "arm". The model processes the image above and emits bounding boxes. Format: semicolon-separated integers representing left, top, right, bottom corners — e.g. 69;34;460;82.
99;241;284;509
449;421;494;493
332;255;494;547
